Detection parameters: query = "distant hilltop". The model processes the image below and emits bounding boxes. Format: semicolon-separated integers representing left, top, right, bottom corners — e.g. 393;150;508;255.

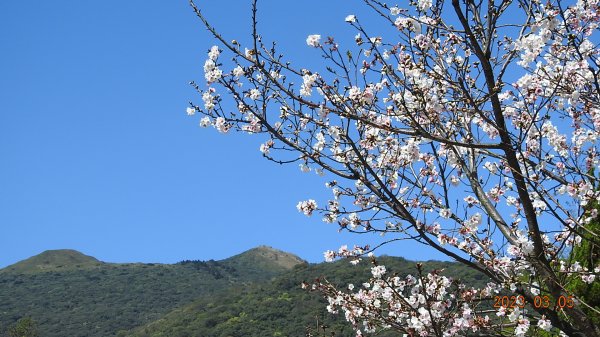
226;245;307;269
1;249;102;274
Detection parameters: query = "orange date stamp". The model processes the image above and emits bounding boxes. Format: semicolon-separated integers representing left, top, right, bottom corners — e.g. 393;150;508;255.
493;295;575;309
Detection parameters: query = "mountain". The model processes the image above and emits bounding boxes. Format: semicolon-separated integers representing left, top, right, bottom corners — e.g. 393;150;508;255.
0;247;304;337
1;249;102;274
0;248;489;337
124;256;489;337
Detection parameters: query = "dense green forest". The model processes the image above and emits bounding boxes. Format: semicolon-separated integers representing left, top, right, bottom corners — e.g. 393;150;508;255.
0;248;487;337
126;256;489;337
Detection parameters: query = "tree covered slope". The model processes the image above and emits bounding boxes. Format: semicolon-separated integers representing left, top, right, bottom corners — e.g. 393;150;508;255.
0;246;303;337
125;256;489;337
0;248;487;337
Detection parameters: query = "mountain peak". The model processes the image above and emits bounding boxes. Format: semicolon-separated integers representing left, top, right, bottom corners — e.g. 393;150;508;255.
248;245;306;268
222;246;306;273
1;249;102;274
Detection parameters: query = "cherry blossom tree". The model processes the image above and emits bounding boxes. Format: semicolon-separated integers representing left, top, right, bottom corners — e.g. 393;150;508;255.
187;0;600;336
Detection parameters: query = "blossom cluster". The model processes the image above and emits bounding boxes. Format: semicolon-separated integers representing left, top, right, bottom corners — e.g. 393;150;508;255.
312;261;499;337
188;0;600;334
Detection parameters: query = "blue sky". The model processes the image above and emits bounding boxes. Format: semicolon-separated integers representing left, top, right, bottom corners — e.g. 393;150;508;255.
0;1;447;267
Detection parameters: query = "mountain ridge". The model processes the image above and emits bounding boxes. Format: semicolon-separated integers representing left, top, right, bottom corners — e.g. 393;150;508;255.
1;246;306;275
0;245;306;337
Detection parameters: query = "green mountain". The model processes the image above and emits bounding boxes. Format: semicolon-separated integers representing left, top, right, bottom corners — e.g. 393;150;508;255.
0;247;304;337
0;248;489;337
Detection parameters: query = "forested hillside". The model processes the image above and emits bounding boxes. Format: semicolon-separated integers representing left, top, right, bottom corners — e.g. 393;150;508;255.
1;248;487;337
0;246;303;337
126;256;489;337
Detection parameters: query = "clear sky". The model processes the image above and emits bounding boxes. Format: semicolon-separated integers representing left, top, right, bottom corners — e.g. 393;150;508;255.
0;0;447;268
